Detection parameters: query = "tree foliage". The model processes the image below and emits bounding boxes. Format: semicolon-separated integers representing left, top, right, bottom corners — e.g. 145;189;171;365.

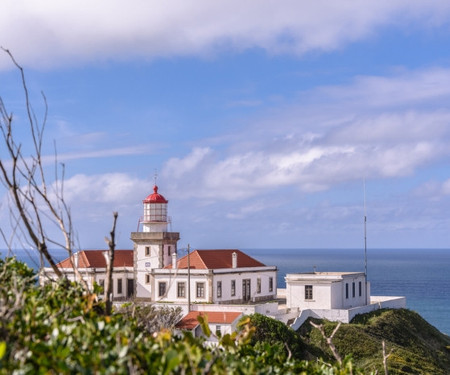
0;257;361;374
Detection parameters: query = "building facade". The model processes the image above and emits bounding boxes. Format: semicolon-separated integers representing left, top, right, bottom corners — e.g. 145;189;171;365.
152;249;277;304
285;272;369;310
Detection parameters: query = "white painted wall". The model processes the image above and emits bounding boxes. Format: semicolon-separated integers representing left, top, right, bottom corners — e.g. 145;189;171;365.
286;272;368;310
41;267;133;300
152;268;277;304
212;270;277;303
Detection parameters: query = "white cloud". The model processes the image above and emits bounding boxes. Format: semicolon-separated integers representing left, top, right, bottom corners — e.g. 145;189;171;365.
162;66;450;201
2;1;450;69
61;173;145;204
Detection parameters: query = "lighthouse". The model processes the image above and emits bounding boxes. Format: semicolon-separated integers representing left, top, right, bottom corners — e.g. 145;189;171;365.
131;185;180;301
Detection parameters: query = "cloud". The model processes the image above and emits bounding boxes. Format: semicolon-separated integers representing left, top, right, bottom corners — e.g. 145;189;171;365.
162;67;450;201
61;173;146;205
2;1;450;69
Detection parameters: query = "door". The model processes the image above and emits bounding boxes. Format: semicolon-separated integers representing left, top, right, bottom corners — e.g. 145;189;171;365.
127;279;134;298
242;279;251;302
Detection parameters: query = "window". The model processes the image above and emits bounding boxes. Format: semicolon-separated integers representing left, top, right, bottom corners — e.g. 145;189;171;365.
177;282;186;298
196;282;205;298
217;281;222;298
159;282;167;297
168;245;171;256
231;280;236;296
345;283;349;299
145;246;150;256
305;285;313;300
216;325;221;336
99;279;105;294
352;282;355;298
117;279;123;294
145;274;151;284
269;277;273;292
359;281;362;297
257;278;261;293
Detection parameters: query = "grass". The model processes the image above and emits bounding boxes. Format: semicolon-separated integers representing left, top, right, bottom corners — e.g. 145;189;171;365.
297;309;450;374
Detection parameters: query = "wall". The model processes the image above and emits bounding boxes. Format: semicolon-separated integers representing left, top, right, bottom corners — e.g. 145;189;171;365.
151;268;277;304
286;273;368;310
290;295;407;330
212;270;277;304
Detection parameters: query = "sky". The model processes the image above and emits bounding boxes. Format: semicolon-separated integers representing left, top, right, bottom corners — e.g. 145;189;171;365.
1;1;450;252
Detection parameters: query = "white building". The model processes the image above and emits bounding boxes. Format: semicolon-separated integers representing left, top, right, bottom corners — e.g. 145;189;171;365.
286;272;406;327
286;272;369;310
152;249;277;304
40;184;276;305
40;250;134;301
40;183;405;329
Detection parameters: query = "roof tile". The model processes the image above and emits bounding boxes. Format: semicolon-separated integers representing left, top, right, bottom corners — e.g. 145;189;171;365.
166;249;265;270
175;311;242;330
57;250;133;268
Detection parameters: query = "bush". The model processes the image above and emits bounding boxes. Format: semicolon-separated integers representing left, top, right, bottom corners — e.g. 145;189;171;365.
0;257;358;374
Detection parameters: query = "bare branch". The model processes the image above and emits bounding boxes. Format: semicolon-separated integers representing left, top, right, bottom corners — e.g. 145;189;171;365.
382;340;393;375
310;321;342;365
104;212;118;315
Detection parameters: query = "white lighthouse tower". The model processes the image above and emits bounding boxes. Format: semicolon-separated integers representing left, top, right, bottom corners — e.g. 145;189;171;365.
131;185;180;301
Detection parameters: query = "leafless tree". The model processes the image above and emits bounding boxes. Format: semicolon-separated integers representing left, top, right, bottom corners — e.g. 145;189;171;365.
104;211;118;315
382;340;393;375
0;48;87;286
310;321;343;365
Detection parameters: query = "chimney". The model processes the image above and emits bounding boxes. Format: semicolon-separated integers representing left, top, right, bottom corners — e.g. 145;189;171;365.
172;252;177;269
232;252;237;268
73;252;79;269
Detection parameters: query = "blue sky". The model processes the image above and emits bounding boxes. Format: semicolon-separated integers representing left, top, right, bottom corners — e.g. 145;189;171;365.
1;1;450;251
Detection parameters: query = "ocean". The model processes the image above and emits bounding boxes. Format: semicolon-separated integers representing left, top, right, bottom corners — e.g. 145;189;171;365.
5;247;450;336
245;248;450;336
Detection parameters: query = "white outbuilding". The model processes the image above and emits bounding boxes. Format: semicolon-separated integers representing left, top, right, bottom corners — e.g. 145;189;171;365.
285;272;369;310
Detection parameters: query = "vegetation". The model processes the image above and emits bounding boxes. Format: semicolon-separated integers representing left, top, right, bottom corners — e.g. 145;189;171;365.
300;310;450;374
248;310;450;374
1;257;365;374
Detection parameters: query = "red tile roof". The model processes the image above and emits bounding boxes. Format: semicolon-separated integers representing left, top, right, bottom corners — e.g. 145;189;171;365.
57;250;133;269
166;249;265;270
175;311;242;330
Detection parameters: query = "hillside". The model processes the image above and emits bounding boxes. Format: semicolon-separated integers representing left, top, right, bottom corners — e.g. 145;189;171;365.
297;309;450;374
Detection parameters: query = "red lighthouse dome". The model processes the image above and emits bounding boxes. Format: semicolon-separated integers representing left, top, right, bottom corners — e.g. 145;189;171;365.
143;185;168;204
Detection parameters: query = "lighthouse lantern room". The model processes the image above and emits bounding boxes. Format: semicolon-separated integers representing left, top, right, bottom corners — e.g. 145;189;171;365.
142;185;169;233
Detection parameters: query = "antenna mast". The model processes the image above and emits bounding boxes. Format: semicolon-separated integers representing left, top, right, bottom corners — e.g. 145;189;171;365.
364;179;367;278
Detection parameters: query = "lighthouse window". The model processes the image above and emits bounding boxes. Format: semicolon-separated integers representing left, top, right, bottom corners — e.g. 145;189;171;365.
145;274;150;284
167;246;171;256
158;282;167;297
231;280;236;296
145;246;150;256
305;285;313;300
196;282;205;298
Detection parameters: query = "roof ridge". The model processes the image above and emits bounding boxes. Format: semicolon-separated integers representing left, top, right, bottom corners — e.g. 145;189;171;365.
193;250;208;269
80;250;90;268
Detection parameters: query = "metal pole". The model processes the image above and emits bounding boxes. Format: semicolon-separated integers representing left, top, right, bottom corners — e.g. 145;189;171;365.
364;179;368;305
187;244;191;312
